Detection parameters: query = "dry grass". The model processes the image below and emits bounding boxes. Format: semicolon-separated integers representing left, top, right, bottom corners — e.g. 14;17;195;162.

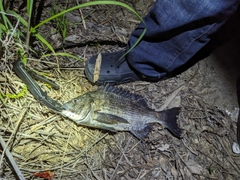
1;0;240;179
0;54;109;179
1;50;240;179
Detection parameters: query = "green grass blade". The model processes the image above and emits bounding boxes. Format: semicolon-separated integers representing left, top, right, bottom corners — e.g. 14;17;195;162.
27;0;33;18
120;28;146;59
6;10;28;27
34;33;55;53
0;1;8;30
0;12;14;31
7;10;54;53
6;1;146;61
33;1;145;30
26;0;34;50
0;23;7;32
32;1;146;56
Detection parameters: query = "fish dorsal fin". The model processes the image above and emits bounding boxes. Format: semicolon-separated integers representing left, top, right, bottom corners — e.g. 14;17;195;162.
99;85;148;106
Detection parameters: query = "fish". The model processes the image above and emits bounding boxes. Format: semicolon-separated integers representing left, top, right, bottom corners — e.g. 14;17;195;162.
61;85;181;139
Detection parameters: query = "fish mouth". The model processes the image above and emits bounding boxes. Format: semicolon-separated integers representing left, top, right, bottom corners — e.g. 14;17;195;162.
62;104;70;110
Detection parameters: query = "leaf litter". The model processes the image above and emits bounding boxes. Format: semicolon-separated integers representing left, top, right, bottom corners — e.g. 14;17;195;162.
1;53;240;179
1;0;240;179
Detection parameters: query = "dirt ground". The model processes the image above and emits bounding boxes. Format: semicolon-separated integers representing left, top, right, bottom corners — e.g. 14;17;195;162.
1;0;240;179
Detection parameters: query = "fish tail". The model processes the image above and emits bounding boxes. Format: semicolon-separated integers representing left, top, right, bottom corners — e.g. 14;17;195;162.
159;107;181;138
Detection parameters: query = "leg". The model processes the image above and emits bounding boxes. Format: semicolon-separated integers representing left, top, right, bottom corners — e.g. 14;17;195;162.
127;0;239;79
85;0;239;84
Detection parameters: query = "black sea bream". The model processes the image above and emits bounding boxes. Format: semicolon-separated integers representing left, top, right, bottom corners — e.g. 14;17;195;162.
61;86;181;139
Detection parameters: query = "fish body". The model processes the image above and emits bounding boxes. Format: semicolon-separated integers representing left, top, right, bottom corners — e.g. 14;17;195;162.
61;86;181;139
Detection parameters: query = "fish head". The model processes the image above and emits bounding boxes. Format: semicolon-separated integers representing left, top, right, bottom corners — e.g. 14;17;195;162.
61;95;94;123
62;96;85;111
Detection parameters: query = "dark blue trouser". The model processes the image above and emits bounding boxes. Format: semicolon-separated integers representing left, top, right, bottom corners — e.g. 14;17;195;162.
126;0;239;78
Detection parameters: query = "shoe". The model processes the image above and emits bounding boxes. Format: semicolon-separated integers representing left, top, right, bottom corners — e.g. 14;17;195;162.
85;50;165;85
85;50;141;85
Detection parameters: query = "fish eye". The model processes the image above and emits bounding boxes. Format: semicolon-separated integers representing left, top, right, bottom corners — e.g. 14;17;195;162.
73;99;77;103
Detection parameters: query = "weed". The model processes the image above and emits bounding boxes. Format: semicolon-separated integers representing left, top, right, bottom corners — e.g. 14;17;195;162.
50;3;68;44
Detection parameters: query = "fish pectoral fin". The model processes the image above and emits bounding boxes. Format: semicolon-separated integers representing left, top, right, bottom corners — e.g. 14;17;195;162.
131;125;152;139
94;112;129;124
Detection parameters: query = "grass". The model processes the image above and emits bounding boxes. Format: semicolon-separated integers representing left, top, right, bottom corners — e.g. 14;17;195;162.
0;0;146;101
50;3;68;44
1;0;145;63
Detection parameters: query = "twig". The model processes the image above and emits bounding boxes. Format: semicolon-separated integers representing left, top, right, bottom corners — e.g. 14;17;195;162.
9;108;28;152
159;86;183;111
0;135;25;180
84;162;102;180
158;63;199;111
59;129;73;179
181;138;198;156
172;144;198;180
76;0;86;29
0;108;27;165
156;62;200;101
110;137;132;180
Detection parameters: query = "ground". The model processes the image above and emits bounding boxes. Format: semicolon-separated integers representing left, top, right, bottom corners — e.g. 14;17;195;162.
1;0;240;179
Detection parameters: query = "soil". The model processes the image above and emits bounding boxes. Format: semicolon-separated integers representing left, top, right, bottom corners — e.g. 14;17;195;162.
1;0;240;179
